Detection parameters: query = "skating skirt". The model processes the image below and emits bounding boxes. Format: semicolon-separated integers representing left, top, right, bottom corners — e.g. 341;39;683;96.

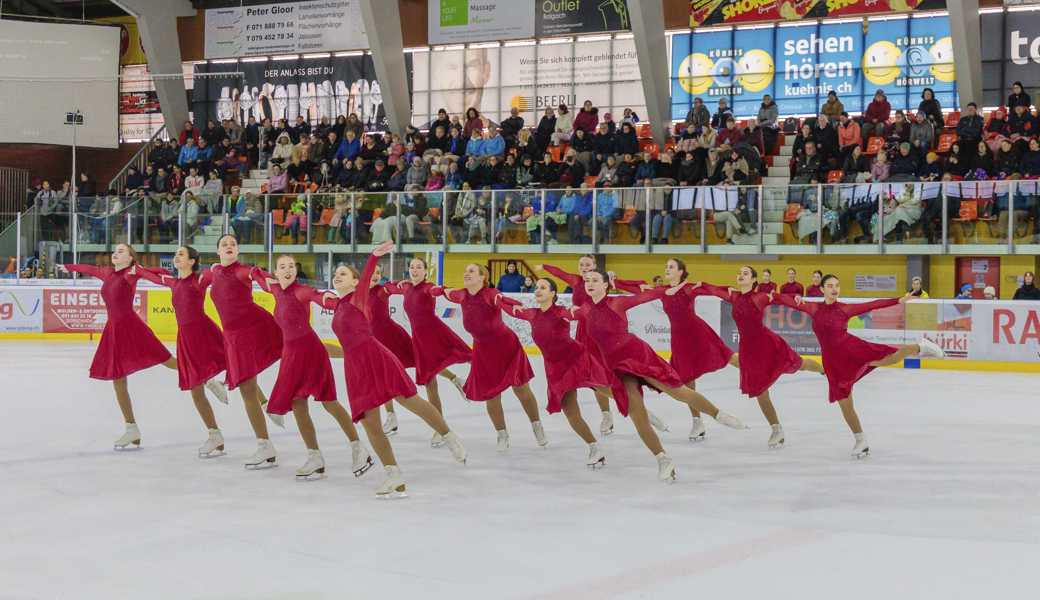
670;321;734;383
221;310;283;390
411;317;471;385
175;318;227;390
822;337;899;403
600;336;684;416
737;327;802;398
373;319;415;369
463;330;534;402
267;333;338;415
543;348;612;414
342;337;417;422
88;314;171;381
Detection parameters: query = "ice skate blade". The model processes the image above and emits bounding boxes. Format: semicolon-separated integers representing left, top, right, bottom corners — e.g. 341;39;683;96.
377;489;408;500
601;426;614;436
198;449;226;459
853;448;870;459
587;459;606;470
354;456;374;478
244;457;277;470
114;441;141;451
769;439;785;450
689;433;706;442
385;427;398;437
296;469;326;481
431;438;445;448
660;471;677;483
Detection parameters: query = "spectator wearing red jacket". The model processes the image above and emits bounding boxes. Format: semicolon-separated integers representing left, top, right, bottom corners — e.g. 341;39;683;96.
178;120;200;146
572;100;599;136
861;90;891;143
717;116;744;147
779;267;805;296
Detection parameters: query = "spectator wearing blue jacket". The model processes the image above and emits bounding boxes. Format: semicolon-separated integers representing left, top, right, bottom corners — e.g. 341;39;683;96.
466;133;486;158
178;138;199;167
496;260;525;293
568;184;594;243
335;129;361;162
484;128;506;158
595;184;619;242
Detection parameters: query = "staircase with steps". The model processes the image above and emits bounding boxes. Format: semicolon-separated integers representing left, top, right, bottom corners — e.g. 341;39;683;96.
241;169;268;196
189;220;226;248
729;135;794;245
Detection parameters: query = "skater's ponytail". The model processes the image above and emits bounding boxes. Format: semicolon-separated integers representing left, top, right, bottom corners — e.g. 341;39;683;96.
668;258;689;282
183;245;201;273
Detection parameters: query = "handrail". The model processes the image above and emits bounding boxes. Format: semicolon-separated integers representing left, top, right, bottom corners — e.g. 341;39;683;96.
107;125;169;194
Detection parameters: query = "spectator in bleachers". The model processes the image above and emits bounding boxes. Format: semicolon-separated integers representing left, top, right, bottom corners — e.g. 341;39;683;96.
570;127;593;170
534;152;559;187
365;159;391;192
972;141;994;177
385;158;407;191
572;100;599;136
698;123;717;149
710;98;733;130
270;131;294;168
918;88;944;132
178;120;199;146
596;155;619;187
956;103;984;154
596;184;619;243
886;110;910;145
552;104;572;146
984;107;1009;152
717;116;743;147
557;150;586;188
918;151;943;181
862;89;891;142
995;139;1020;178
1013;272;1040;299
946;142;969;177
496;260;525;292
359;135;384;162
791;140;822;186
1021;138;1040;176
612;122;639;156
178;137;199;168
615;152;637;187
1008;81;1032;110
125;166;145;197
592;122;615;156
870;149;890;182
500;107;525;147
168;165;186;196
837;112;861;164
910;112;935;153
406;156;429;189
533;106;556;153
183;166;204;200
820;91;844;122
196;138;215;173
806;271;824;297
909;276;929;298
889;143;919;182
567;184;593;243
780;268;804;295
622;108;639;125
683;97;709;133
792;122;815;166
463;107;483;139
677;149;705;185
202;119;225;147
1007;103;1035;153
336;129;362;163
601;112;617;135
267;164;288;194
757;94;779;153
878;182;923;242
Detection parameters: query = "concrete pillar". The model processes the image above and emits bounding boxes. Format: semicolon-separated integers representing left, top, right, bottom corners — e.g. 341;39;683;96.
627;0;670;146
111;0;195;134
948;0;983;106
359;0;412;135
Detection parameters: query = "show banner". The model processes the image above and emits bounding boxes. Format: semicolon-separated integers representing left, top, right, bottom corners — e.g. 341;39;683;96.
0;289;43;333
670;14;955;118
537;0;631;37
42;287;148;334
204;0;368;59
688;0;947;29
981;9;1040;107
428;0;535;44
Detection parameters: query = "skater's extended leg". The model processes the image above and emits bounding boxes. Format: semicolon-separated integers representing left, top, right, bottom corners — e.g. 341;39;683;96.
648;377;720;417
162;357;177;370
485;394;506;431
292;399;319;450
238;377;270;439
397;394;450;435
685;381;702;418
869;345;918;368
425;379;443;414
757;390;780;426
798;357;825;374
112;378;135;423
560;391;596;444
360;409;397;467
190;386;218;430
837;396;863;434
513;383;541;423
624;377;664;456
322;401;361;442
594;388;611;413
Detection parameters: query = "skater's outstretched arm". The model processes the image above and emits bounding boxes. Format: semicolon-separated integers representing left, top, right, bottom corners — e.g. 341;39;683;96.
59;263;107;279
250;268;275;293
610;276;648;294
613;286;667;312
691;282;734;302
771;292;818;316
841;296;902;318
538;264;581;289
134;265;176;288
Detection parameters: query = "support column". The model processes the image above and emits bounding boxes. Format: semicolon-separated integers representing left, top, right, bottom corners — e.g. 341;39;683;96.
947;0;982;106
360;0;412;135
627;0;671;146
907;255;930;295
111;0;194;132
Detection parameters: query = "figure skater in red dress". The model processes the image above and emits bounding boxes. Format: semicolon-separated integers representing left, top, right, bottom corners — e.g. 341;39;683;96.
686;266;824;449
206;234;284;469
506;277;609;468
612;258;743;442
324;242;467;498
58;244;177;450
382;257;469;441
771;274;943;457
571;269;747;481
136;245;231;458
251;255;374;480
440;264;546;451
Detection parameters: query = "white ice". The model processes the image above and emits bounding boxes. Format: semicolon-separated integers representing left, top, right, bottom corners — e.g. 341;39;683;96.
2;342;1038;600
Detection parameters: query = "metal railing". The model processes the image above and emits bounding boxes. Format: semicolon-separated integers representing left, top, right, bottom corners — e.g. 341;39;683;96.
107;125;169;195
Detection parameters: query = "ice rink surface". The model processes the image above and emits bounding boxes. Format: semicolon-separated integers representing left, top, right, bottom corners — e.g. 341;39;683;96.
2;342;1038;600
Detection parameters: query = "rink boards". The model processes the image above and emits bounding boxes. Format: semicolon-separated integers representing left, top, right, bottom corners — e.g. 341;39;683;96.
2;282;1040;372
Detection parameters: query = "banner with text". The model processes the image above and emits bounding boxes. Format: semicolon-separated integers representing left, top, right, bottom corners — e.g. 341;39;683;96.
536;0;631;37
204;0;368;59
42;287;148;334
428;0;535;45
688;0;947;29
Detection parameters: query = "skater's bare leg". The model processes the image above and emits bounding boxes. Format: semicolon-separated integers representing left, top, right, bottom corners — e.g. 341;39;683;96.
837;395;863;434
162;357;177;370
685;381;702;418
190;386;218;430
647;377;721;419
798;357;825;374
360;409;397;467
486;394;506;431
438;369;460;382
322;400;361;442
869;345;919;368
112;378;135;423
397;395;450;435
513;383;541;423
756;389;780;426
728;354;740;368
561;391;596;444
238;377;270;439
425;379;443;414
292;398;319;450
624;376;664;456
594;389;611;413
384;400;396;414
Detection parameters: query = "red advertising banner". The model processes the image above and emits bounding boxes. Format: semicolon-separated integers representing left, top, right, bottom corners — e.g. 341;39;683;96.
42;288;148;333
689;0;942;29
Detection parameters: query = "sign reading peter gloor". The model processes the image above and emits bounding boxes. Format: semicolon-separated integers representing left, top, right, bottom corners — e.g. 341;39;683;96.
204;0;368;59
428;0;535;44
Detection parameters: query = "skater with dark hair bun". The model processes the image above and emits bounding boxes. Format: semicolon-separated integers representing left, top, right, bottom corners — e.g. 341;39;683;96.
58;243;178;450
771;274;943;457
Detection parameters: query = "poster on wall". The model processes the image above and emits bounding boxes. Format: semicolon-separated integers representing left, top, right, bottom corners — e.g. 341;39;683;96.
670;15;956;119
536;0;631;37
204;0;368;59
193;54;408;131
411;37;645;126
688;0;947;28
118;63;197;142
0;289;43;333
428;0;535;45
42;288;148;333
981;10;1040;107
99;16;147;65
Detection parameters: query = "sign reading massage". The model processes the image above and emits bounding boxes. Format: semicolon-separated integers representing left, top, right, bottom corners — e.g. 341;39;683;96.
670;14;955;118
688;0;947;28
204;0;368;59
429;0;535;44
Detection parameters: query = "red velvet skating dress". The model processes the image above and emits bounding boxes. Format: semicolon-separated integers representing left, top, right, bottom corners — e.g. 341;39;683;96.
441;287;533;401
137;269;226;390
756;282;777;295
252;272;338;415
573;289;687;414
614;279;734;383
773;295;900;402
510;305;612;414
204;262;283;390
64;264;172;380
700;283;802;397
385;280;471;385
328;255;417;422
369;283;415;369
